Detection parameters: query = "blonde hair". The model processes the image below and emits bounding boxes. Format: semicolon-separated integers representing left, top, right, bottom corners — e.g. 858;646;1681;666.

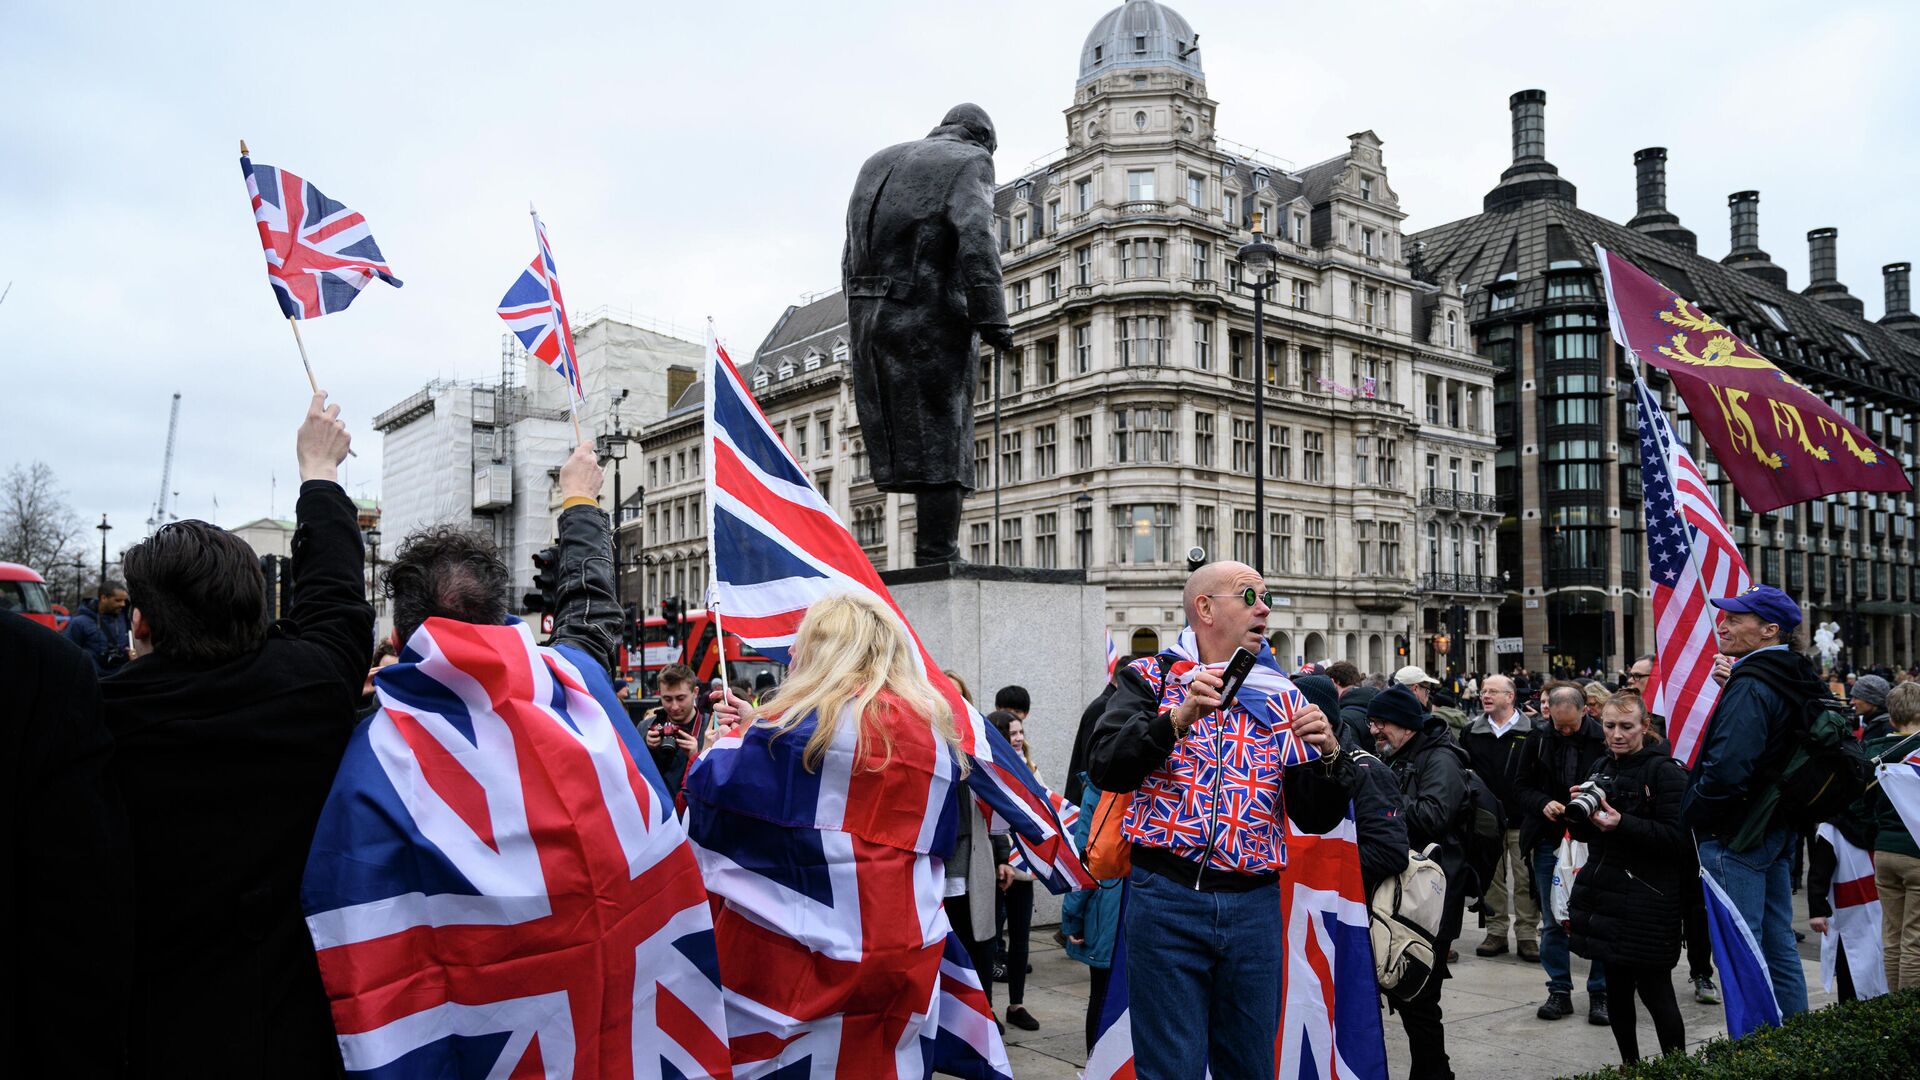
1888;681;1920;733
760;592;963;774
945;669;973;705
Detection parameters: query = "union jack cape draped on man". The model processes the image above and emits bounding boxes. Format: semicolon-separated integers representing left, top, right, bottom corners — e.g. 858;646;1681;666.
239;152;401;319
300;617;729;1078
497;210;585;405
1084;810;1386;1080
1631;375;1751;768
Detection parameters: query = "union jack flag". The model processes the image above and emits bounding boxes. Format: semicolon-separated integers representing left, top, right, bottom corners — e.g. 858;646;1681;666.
700;325;1090;894
301;618;729;1079
1086;811;1386;1080
1630;375;1750;767
497;210;584;404
1104;627;1121;682
240;153;401;320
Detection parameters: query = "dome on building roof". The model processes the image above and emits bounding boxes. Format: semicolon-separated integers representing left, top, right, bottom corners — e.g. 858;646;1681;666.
1078;1;1203;86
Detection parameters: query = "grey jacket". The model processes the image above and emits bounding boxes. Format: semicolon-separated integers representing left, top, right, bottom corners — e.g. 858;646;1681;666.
549;502;623;677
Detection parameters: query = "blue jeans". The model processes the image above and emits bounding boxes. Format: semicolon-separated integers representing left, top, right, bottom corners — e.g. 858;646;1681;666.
1699;828;1809;1017
1534;844;1606;995
1124;863;1281;1080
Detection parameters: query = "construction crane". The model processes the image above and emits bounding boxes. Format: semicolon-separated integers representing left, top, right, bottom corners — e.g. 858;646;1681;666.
148;393;182;534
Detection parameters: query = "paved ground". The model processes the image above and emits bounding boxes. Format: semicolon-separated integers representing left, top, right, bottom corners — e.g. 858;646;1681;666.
996;893;1835;1079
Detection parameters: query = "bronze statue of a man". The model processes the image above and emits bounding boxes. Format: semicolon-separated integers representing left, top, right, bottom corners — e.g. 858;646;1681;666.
843;103;1013;566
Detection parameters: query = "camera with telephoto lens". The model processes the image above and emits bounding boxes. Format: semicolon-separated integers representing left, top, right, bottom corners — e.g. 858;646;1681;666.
1562;779;1610;827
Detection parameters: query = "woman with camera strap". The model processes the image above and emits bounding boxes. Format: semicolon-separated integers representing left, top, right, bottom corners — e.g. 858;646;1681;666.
1565;691;1692;1065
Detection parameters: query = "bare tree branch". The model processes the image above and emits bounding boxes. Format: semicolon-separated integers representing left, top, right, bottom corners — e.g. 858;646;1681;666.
0;461;83;576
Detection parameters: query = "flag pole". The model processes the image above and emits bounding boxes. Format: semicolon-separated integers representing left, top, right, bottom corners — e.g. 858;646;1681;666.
288;317;320;394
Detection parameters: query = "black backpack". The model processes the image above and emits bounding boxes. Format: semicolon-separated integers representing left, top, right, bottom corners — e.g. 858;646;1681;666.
1455;766;1507;897
1732;695;1875;848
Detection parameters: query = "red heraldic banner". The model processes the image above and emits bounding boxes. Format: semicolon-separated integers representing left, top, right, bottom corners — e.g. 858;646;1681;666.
1598;246;1911;513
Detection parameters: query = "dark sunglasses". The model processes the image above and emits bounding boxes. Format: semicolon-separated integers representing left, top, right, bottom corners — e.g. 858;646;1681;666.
1207;587;1275;608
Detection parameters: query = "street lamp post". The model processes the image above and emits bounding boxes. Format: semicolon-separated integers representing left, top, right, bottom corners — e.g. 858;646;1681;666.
363;526;382;603
597;425;631;608
97;514;112;590
1238;216;1281;577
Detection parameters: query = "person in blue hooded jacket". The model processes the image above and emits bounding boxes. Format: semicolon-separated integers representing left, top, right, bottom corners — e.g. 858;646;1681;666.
1059;770;1122;1055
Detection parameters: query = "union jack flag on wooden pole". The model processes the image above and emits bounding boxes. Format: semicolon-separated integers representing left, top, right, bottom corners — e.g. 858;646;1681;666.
497;207;585;443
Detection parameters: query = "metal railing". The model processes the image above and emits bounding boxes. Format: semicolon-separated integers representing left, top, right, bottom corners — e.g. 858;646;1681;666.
1419;488;1500;513
1420;572;1504;595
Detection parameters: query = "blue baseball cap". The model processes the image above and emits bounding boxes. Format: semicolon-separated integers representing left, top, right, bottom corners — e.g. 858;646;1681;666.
1710;584;1802;632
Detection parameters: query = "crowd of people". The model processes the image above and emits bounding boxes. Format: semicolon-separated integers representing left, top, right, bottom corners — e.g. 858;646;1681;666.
9;392;1920;1080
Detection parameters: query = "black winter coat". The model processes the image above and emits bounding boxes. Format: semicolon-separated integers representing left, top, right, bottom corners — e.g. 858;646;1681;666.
1337;686;1378;749
842;110;1009;493
103;480;371;1079
1345;740;1410;896
1567;746;1693;969
1459;710;1537;820
1383;717;1470;943
1513;714;1609;855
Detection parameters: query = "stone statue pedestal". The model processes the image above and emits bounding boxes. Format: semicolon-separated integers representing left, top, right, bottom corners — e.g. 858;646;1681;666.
883;563;1108;926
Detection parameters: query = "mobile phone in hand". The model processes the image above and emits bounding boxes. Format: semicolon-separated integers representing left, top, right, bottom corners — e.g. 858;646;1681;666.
1215;647;1258;714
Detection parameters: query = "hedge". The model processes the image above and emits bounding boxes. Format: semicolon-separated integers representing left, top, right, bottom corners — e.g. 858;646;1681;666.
1558;987;1920;1079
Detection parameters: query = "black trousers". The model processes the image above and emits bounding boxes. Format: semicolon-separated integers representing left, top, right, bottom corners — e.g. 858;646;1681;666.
998;880;1034;1005
1086;965;1113;1054
945;893;995;1011
1683;889;1715;982
1394;952;1452;1080
1604;964;1685;1064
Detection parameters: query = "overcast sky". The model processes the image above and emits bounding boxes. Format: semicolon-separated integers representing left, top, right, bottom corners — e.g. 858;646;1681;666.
4;0;1915;563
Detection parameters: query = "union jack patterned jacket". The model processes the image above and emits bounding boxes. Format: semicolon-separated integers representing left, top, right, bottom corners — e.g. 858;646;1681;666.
1087;644;1353;881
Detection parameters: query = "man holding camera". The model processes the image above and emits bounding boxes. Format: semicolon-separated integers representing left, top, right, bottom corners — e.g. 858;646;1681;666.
1684;585;1823;1019
642;663;703;799
1514;683;1610;1024
1087;560;1353;1080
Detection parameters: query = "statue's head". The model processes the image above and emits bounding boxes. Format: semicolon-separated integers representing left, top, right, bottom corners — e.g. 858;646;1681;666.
933;103;997;155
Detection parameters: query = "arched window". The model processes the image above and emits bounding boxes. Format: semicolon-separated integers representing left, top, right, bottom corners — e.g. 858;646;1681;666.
1130;627;1161;655
1302;631;1326;664
1368;634;1384;674
1345;632;1359;662
1446;310;1459;348
1270;631;1292;667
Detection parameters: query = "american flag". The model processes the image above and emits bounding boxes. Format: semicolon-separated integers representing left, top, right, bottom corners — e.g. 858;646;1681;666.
301;617;730;1078
701;326;1091;893
497;210;584;404
1632;376;1750;767
240;154;402;319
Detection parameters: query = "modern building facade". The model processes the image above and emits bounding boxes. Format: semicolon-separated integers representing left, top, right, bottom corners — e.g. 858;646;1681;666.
1412;91;1920;673
631;0;1500;677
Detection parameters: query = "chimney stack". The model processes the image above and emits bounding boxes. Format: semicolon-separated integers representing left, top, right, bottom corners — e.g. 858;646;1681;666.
1483;89;1577;211
1884;262;1920;338
1802;228;1863;316
1721;191;1788;289
1626;147;1696;253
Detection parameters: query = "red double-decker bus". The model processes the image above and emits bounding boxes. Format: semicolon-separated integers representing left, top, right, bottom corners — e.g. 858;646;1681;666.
0;562;64;632
628;611;783;695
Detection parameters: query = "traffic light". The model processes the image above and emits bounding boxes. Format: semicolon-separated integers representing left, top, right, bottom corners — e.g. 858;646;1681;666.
1395;633;1408;659
526;545;560;613
662;596;684;646
622;602;639;650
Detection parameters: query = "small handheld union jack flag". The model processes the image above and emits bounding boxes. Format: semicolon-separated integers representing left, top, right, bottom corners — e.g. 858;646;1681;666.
497;208;584;407
239;147;401;320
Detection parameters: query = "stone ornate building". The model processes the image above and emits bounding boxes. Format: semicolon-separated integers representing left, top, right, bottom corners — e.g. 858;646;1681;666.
1412;91;1920;673
632;0;1499;676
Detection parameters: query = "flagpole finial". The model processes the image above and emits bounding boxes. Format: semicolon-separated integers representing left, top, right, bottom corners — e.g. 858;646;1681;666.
240;139;250;156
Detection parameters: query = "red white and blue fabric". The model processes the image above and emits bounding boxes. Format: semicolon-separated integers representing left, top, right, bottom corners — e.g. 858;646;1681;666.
1700;867;1782;1038
700;325;1090;895
497;210;584;404
301;617;728;1079
1120;628;1320;875
1004;786;1079;876
1085;810;1385;1080
1881;744;1920;842
1814;822;1888;999
240;154;401;320
1104;627;1120;682
682;698;1007;1079
1632;376;1750;768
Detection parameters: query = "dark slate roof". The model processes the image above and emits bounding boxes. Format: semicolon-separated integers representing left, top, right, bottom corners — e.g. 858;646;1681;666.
665;378;703;417
1414;199;1920;397
739;290;850;386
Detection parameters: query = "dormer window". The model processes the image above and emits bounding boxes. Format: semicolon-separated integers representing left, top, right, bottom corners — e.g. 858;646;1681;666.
1093;45;1103;62
778;360;795;380
1842;331;1871;360
803;351;822;372
1360;176;1374;202
832;341;848;365
1134;34;1147;52
752;371;770;390
1753;299;1790;332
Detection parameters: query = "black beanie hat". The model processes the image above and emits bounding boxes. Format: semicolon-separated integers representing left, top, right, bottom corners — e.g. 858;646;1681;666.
1368;684;1426;730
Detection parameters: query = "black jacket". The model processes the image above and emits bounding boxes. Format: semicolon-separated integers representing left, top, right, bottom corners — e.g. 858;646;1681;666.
1337;685;1379;749
547;501;624;676
1346;738;1410;896
1567;746;1693;969
1513;714;1609;854
1681;647;1825;839
1459;709;1537;820
4;611;129;1076
1065;681;1121;807
1383;717;1471;943
1085;658;1356;877
103;480;371;1079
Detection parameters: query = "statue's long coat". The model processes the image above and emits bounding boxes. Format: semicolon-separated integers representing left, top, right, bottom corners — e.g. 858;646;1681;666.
842;123;1008;493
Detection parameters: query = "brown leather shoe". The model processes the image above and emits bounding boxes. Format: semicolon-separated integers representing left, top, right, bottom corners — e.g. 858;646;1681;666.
1475;935;1509;957
1518;940;1541;962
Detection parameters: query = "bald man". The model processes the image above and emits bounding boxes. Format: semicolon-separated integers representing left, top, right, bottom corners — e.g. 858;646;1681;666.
1086;560;1356;1080
1462;674;1539;960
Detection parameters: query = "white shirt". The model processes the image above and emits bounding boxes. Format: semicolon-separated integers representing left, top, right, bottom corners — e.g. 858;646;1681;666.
1487;711;1520;739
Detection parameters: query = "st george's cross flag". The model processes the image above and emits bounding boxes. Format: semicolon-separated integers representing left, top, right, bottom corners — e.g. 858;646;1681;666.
1634;376;1750;768
240;152;401;319
497;210;585;405
1598;245;1910;512
1814;822;1888;999
300;617;730;1079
